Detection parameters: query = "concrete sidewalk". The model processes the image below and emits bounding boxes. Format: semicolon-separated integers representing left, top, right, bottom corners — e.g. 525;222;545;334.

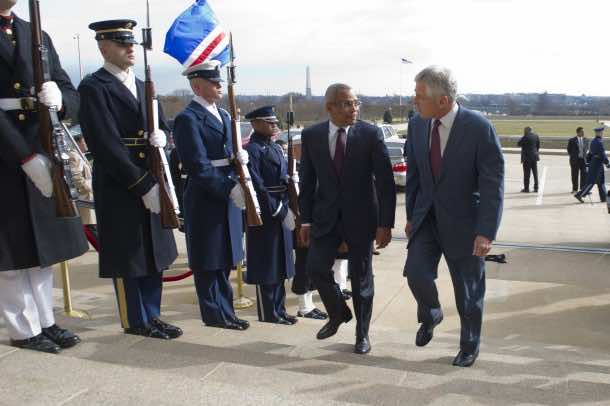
0;154;609;405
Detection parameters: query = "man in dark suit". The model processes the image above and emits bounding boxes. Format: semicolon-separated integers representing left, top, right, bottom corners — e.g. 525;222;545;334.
79;20;181;340
172;61;250;331
299;83;396;354
404;66;504;367
567;127;589;193
0;0;88;353
517;126;540;192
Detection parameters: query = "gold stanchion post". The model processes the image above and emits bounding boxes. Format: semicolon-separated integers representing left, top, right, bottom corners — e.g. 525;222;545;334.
60;261;91;319
233;263;253;309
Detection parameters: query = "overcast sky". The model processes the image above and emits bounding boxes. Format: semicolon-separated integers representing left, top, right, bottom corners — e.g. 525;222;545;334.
10;0;610;96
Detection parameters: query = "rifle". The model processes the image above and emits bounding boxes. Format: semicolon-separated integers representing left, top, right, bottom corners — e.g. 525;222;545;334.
142;0;179;229
29;0;77;217
226;33;263;226
286;95;302;242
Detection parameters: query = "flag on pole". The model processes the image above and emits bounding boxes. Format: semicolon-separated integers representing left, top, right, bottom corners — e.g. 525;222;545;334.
401;58;413;64
164;0;230;70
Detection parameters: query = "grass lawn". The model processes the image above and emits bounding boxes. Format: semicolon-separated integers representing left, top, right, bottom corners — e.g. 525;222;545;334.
490;116;610;137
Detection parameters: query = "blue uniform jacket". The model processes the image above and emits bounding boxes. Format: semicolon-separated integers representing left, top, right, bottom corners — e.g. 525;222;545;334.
585;136;609;185
243;133;294;285
173;100;244;272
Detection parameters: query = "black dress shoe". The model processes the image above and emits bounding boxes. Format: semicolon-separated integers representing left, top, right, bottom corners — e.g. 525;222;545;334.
452;349;479;367
10;334;61;354
341;289;352;300
124;326;170;339
205;321;246;331
42;324;81;348
280;313;298;324
231;317;250;330
316;309;353;340
415;312;443;347
354;337;371;354
265;317;293;325
150;318;183;339
297;308;328;320
520;188;529;193
574;193;584;203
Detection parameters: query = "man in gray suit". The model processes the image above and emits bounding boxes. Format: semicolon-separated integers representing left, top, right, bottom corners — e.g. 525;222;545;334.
403;66;504;367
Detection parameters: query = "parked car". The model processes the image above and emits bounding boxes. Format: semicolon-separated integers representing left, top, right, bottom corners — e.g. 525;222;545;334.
377;123;407;189
239;121;253;146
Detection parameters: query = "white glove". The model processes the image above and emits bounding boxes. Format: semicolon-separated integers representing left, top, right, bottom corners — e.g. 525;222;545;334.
38;81;63;111
22;154;53;198
283;208;296;231
290;173;300;184
235;149;249;165
142;184;161;214
149;129;167;148
229;184;246;210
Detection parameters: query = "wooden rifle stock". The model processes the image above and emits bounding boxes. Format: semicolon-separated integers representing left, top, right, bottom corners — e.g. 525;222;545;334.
29;0;76;217
142;22;179;229
285;104;304;246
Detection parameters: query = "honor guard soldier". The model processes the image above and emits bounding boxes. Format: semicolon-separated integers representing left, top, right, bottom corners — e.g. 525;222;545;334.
575;126;609;203
172;60;250;330
78;20;182;339
243;106;297;324
0;0;88;353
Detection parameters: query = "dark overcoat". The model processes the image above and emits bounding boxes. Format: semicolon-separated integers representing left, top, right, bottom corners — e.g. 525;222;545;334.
0;15;87;271
244;132;294;285
172;101;244;272
78;68;177;278
585;136;609;185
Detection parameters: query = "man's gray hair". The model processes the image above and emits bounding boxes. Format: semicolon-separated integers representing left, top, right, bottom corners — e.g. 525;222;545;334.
415;66;458;103
325;83;352;104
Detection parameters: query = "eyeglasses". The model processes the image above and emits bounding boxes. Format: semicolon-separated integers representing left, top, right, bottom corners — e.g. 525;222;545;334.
333;100;362;109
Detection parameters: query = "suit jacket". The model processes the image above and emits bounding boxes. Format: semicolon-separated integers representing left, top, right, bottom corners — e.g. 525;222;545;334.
517;131;540;163
299;120;396;244
78;68;177;278
405;106;504;259
172;100;244;272
0;15;87;271
567;136;589;162
585;136;609;184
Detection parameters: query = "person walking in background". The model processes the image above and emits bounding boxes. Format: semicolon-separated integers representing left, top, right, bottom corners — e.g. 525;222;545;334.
518;126;540;193
567;127;589;193
575;126;609;203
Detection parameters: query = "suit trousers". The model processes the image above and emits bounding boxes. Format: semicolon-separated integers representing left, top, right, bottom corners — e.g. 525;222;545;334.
291;246;315;295
570;158;587;191
523;161;539;190
193;269;236;325
307;227;374;340
404;213;486;353
0;267;55;340
256;283;288;322
112;273;162;329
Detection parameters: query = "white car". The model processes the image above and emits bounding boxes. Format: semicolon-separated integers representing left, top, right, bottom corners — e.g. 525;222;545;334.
377;124;407;188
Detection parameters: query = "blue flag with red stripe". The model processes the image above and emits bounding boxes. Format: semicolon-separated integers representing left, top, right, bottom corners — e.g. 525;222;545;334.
164;0;229;70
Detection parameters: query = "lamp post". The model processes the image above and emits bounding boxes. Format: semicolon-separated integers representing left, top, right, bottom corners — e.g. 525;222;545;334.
73;33;83;82
400;57;413;121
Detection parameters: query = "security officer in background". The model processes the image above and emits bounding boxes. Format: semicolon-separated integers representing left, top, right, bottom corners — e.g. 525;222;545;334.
172;60;250;331
79;20;181;339
243;106;297;324
575;126;609;203
0;0;88;353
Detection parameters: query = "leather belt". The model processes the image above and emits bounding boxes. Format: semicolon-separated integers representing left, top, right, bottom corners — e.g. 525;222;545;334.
0;97;37;111
122;138;148;147
266;185;287;193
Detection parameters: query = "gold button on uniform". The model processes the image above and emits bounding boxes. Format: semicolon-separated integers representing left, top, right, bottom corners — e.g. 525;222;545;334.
13;82;20;90
138;152;146;159
18;113;25;121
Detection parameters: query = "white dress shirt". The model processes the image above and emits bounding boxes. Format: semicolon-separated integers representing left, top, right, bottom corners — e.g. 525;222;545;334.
103;62;137;99
430;102;459;157
193;95;223;123
328;120;351;157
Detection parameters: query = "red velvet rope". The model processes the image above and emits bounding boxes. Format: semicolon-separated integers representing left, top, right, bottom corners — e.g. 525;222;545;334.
82;226;193;282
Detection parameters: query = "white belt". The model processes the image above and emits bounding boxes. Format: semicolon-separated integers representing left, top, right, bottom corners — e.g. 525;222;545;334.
180;174;188;179
0;97;36;111
210;158;231;167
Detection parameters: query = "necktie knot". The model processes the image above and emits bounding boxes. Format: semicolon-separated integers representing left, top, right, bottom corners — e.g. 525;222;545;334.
433;119;442;130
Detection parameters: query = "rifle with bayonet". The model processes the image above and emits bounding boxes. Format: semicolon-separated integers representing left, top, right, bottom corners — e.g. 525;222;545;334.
285;95;302;244
29;0;78;217
226;33;263;226
142;0;180;229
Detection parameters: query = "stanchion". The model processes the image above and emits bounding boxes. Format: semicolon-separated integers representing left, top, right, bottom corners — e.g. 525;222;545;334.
60;261;91;319
233;263;253;309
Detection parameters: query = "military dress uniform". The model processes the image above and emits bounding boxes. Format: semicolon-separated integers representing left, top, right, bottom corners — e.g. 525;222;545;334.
172;63;248;330
575;127;609;203
0;12;88;353
243;106;296;324
78;20;180;339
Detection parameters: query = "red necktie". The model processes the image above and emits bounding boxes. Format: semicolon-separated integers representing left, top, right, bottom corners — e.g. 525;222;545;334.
430;119;442;179
333;127;346;175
